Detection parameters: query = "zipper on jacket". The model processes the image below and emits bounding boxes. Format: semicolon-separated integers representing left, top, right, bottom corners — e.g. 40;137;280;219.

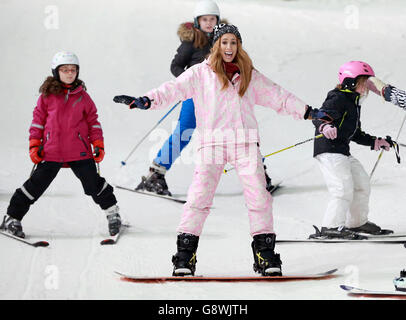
348;96;360;141
65;90;70;103
338;112;347;129
78;133;89;151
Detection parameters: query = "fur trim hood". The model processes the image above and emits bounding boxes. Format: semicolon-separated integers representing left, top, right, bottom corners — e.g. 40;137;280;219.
177;18;229;42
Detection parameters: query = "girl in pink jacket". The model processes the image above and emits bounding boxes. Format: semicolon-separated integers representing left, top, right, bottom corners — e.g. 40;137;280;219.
114;24;325;277
1;52;121;239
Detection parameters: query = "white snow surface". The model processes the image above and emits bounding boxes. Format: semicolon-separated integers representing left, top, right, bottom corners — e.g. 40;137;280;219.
1;0;406;300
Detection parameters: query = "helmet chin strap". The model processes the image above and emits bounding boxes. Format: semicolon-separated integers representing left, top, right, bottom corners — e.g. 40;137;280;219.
52;65;80;82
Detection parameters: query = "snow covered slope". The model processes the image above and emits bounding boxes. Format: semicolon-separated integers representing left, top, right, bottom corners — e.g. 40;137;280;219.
1;0;406;300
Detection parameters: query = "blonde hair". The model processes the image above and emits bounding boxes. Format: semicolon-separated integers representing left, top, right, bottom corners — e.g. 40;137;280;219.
336;75;369;91
208;36;253;97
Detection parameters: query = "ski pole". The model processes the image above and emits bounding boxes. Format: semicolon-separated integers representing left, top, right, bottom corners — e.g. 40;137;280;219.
30;164;37;178
262;134;324;159
223;134;324;174
120;101;182;167
29;145;43;178
370;112;406;179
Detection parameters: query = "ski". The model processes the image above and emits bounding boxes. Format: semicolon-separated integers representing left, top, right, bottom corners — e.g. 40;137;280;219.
277;225;406;243
115;268;337;283
340;285;406;298
100;223;129;245
100;232;121;245
0;230;49;248
116;185;186;204
276;237;406;244
269;181;282;194
354;232;406;239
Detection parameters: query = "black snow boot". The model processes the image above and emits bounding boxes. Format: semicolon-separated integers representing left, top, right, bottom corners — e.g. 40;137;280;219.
251;233;282;276
105;205;121;236
172;233;199;276
348;221;393;235
309;225;367;240
136;162;172;196
0;215;25;238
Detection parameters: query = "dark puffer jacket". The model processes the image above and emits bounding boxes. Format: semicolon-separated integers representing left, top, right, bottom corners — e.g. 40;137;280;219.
170;22;212;77
312;88;376;157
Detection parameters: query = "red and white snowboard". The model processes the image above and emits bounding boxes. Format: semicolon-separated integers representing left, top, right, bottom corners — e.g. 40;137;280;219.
115;268;337;283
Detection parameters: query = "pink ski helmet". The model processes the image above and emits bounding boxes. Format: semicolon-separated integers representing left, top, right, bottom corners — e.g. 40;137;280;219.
338;61;375;89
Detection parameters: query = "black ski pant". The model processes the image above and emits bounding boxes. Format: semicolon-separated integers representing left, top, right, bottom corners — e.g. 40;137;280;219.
7;159;117;221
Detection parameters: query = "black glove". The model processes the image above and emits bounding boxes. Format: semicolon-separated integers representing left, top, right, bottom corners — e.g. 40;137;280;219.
113;95;151;110
304;105;338;122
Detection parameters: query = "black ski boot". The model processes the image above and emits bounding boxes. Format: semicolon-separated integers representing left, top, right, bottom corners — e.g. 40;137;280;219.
263;165;275;193
136;162;172;196
252;233;282;276
105;205;121;236
309;225;367;240
172;233;199;276
349;221;393;235
0;215;25;238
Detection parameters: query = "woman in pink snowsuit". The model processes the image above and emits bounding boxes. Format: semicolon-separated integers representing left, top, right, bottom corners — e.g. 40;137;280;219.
114;24;324;277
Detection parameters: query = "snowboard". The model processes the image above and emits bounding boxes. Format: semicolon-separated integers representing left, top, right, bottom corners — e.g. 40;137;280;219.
340;285;406;298
115;268;337;283
116;185;186;204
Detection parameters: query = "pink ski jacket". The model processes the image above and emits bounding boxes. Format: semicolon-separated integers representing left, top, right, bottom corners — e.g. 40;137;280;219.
145;60;307;148
29;85;103;162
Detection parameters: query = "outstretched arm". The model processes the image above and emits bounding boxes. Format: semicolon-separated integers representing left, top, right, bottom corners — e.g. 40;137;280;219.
113;65;198;110
252;71;334;121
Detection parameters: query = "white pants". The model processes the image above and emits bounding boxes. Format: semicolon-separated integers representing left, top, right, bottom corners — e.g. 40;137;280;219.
316;153;370;228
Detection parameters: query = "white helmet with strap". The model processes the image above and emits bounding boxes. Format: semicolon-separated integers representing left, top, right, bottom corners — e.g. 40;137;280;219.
193;0;220;28
51;51;80;80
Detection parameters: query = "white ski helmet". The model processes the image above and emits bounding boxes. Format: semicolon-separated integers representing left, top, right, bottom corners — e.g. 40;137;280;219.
193;0;220;28
51;51;80;79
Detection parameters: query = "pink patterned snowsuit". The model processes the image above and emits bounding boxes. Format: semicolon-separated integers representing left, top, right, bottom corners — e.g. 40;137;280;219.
145;60;307;236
